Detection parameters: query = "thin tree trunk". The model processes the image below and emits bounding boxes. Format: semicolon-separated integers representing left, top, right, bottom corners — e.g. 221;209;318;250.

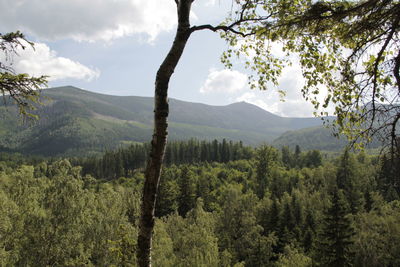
137;1;193;266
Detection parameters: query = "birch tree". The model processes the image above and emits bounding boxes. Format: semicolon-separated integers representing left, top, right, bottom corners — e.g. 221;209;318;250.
137;1;400;265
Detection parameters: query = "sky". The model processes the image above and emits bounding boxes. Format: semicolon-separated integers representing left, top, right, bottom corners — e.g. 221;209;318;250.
0;0;320;117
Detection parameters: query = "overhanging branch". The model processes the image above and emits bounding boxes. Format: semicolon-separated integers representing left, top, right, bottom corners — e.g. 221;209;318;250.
190;24;254;37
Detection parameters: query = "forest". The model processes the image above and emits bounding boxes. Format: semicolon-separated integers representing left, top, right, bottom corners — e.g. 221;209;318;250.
1;139;399;266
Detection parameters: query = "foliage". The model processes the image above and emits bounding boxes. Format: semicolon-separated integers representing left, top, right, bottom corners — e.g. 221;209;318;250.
353;200;400;267
0;143;399;265
220;0;400;150
275;245;312;267
76;139;253;180
314;188;355;267
0;31;47;118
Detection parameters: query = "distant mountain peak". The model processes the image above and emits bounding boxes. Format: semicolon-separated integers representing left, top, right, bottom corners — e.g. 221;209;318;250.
48;85;82;91
0;86;328;156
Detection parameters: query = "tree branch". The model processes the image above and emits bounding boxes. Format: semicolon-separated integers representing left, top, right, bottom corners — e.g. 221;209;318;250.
190;15;271;36
394;49;400;94
370;15;400;123
190;24;253;37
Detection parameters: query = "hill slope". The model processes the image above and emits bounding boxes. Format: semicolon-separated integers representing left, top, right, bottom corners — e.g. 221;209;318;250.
0;86;326;156
272;126;349;151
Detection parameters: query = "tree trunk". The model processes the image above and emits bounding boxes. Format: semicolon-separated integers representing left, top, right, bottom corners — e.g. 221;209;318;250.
137;1;193;266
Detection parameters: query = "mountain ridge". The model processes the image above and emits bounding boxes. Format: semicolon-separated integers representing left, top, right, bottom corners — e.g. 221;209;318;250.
0;86;339;156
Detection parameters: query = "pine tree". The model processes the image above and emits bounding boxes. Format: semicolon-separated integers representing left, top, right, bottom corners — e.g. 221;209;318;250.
304;150;322;168
155;169;179;217
255;145;278;198
268;198;281;233
378;150;400;201
177;166;196;217
336;149;362;213
303;209;316;252
363;190;373;212
212;139;221;162
281;146;292;169
294;145;301;168
315;189;355;267
276;201;296;253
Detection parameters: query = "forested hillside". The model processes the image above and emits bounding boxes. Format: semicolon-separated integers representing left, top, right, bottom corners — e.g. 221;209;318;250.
0;86;339;156
1;142;399;266
273;126;382;151
273;127;350;151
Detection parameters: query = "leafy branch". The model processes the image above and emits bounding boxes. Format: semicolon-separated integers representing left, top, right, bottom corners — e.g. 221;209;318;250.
0;31;48;118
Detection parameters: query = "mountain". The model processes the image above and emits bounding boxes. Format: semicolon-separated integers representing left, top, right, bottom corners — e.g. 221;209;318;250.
0;86;325;156
272;125;383;151
272;126;348;151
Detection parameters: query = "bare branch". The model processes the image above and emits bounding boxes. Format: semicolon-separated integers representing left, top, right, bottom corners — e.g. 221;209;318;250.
190;24;254;37
370;15;400;124
394;49;400;93
190;14;271;36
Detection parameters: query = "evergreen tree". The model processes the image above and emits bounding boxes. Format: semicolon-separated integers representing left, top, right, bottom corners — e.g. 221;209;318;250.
303;210;316;252
276;198;297;254
304;150;322;168
177;166;196;217
336;149;363;213
281;146;293;169
255;145;278;198
268;198;281;234
363;190;373;212
294;145;301;168
378;151;400;201
315;189;355;267
155;168;179;217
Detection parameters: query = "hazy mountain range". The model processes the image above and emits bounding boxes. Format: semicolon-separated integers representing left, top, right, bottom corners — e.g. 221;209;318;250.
0;86;346;156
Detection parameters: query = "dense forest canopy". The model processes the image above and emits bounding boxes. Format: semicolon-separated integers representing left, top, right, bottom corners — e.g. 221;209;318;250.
0;140;399;266
1;1;400;266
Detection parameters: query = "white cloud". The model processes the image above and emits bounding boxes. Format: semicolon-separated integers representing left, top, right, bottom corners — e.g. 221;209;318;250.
5;42;100;81
233;63;319;117
0;0;176;42
236;92;272;111
231;39;337;117
277;63;305;100
273;99;316;117
200;69;248;94
205;0;218;6
200;67;318;117
233;61;335;117
236;90;316;117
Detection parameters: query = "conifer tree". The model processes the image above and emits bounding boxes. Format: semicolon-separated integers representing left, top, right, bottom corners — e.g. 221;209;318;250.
294;145;301;168
268;198;281;234
303;210;316;252
378;150;400;201
315;189;355;267
255;145;278;198
275;199;297;254
155;168;179;217
177;166;196;217
1;31;47;117
281;146;293;169
336;149;363;213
